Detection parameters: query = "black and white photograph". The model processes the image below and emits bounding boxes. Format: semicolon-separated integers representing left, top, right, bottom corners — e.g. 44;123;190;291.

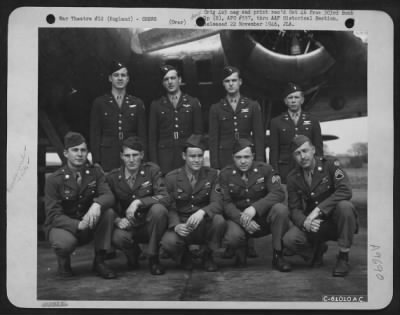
5;7;393;310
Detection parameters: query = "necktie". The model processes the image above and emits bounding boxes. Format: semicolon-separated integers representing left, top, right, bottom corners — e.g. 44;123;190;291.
76;171;82;187
190;174;197;189
241;172;248;184
305;171;312;187
127;175;135;189
292;112;299;125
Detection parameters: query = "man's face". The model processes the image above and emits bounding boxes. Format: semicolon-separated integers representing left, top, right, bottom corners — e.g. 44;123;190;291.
293;141;315;170
284;91;304;113
64;143;88;169
162;70;181;94
121;146;144;172
109;67;129;90
233;147;254;172
223;72;242;95
183;147;204;172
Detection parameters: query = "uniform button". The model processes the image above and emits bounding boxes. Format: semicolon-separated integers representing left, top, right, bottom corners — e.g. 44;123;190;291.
191;205;194;208
119;114;122;117
234;116;237;120
311;192;315;196
132;195;136;199
118;126;122;130
191;196;194;199
174;110;178;113
118;120;122;124
78;204;82;208
246;198;250;202
234;122;238;126
315;201;318;205
175;125;179;128
175;117;178;121
234;128;238;132
245;189;249;193
295;128;298;131
79;195;83;198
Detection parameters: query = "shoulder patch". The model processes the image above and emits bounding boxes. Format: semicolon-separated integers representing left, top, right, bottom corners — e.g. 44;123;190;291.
334;169;345;180
272;175;281;184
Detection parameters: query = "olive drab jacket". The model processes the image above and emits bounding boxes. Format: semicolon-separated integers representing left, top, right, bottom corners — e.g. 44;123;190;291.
106;162;170;224
219;161;284;225
90;93;147;171
44;163;114;236
286;156;353;229
148;94;203;175
209;96;265;169
164;167;222;228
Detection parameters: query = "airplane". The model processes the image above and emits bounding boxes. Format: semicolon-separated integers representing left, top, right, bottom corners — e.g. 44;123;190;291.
37;28;367;197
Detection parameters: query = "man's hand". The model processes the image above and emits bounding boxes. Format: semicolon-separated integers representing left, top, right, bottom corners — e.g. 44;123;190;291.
117;217;132;230
303;207;322;232
244;220;260;234
78;219;89;231
186;210;205;230
304;218;323;233
310;219;323;233
174;223;193;237
126;199;142;220
309;207;322;221
85;203;101;229
240;206;256;228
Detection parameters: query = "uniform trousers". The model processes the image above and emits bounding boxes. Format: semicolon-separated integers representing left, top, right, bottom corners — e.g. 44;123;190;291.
157;141;185;175
49;208;116;257
112;204;168;257
161;214;226;261
224;203;289;251
282;200;358;259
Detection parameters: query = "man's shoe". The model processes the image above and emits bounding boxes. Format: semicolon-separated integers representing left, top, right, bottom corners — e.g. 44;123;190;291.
272;250;292;272
203;250;218;272
56;255;73;278
180;248;193;271
311;243;328;267
92;261;117;279
332;251;350;277
234;248;247;268
148;255;165;275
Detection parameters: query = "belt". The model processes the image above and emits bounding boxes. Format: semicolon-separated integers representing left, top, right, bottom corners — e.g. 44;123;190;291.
173;131;179;140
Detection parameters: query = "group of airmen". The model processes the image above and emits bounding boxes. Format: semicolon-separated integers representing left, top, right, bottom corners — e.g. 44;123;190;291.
44;61;358;281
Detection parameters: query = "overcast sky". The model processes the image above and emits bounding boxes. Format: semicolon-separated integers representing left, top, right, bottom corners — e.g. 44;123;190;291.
321;117;368;155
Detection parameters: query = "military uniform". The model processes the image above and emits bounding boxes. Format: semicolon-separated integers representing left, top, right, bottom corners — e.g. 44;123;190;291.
269;111;322;183
283;156;358;259
209;97;265;169
219;161;289;251
44;163;116;255
148;94;203;175
90;93;147;171
161;167;225;260
106;162;170;257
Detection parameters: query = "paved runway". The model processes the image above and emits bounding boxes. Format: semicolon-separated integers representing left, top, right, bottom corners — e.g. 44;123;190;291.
37;190;367;302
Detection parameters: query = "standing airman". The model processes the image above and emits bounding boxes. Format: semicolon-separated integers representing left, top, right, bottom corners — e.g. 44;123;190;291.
149;65;203;175
90;61;147;172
